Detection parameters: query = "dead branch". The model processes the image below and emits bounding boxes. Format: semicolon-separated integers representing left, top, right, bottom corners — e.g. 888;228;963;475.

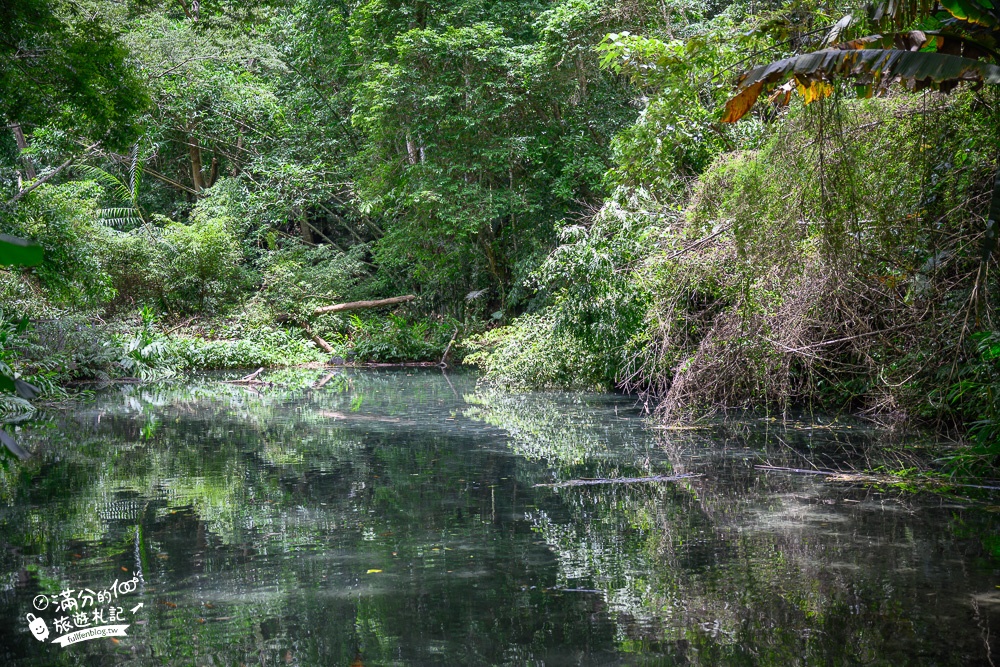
299;320;334;353
163;316;198;337
314;372;338;388
314;294;416;316
225;367;265;384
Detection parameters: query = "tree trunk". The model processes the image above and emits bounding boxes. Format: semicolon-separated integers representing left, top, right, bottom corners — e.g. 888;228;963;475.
206;156;219;188
299;218;314;243
188;121;204;192
10;123;36;180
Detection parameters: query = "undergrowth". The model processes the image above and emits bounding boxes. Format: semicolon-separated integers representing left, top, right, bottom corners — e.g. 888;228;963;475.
468;90;1000;455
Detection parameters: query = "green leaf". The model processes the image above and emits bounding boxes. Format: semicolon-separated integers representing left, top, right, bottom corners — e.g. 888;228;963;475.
0;372;13;394
0;372;39;400
14;379;39;400
0;234;43;267
939;0;999;27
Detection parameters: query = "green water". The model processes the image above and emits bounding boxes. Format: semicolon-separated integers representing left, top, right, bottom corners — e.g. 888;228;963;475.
1;369;998;665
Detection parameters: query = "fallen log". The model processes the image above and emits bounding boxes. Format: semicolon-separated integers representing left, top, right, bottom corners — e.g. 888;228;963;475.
755;465;837;476
298;320;334;353
314;294;416;316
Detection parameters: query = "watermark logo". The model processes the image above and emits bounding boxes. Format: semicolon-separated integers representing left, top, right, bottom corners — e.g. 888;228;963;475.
26;613;49;641
27;573;144;647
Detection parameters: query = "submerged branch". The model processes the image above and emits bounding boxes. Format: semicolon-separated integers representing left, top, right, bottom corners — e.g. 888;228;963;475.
534;473;702;488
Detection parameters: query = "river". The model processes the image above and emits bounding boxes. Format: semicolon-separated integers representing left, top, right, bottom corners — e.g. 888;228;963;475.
1;368;998;665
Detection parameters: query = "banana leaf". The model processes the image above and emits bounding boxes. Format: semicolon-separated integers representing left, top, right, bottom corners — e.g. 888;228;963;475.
0;373;40;400
722;48;1000;122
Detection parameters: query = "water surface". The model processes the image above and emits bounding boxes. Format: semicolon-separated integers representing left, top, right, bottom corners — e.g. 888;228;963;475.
1;369;998;665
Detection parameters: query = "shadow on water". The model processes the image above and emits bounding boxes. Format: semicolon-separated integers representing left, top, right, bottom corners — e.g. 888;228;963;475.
0;368;998;665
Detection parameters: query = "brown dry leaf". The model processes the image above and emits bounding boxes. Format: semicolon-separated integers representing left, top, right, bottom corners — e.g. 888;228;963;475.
721;81;765;123
767;80;796;107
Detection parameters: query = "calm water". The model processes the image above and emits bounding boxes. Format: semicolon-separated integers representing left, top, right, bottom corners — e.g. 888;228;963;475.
1;368;999;665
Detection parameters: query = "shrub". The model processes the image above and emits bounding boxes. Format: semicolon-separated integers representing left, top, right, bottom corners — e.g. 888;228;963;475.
163;326;324;370
464;311;606;391
257;243;369;323
104;213;249;315
635;92;998;421
159;214;247;313
463;191;660;391
348;314;456;363
1;181;115;311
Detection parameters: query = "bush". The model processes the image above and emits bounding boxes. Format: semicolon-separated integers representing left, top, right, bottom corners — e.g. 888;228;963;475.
462;191;661;391
257;243;369;322
1;181;115;311
160;214;247;313
634;92;998;421
104;213;249;315
348;314;456;363
163;326;324;370
102;228;164;313
464;311;606;391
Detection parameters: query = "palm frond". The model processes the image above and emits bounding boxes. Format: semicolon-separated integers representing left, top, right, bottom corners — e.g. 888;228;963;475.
76;164;132;204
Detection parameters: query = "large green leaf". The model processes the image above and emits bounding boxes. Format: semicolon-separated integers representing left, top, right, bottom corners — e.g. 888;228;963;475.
0;234;43;267
722;48;1000;122
872;0;999;29
0;372;39;399
0;429;28;460
939;0;999;28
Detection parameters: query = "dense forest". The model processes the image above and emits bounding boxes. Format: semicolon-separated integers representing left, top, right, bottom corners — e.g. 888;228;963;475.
1;0;999;472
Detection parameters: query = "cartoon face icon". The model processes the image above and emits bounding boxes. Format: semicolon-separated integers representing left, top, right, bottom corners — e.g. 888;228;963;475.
26;613;49;641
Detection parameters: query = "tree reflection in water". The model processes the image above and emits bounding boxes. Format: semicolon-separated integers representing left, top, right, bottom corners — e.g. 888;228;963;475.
0;369;997;665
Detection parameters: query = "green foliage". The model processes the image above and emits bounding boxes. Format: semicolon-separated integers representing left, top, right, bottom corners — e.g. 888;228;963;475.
0;0;149;149
259;243;369;322
2;181;115;309
102;208;248;315
351;0;633;309
159;214;247;313
465;311;607;391
348;314;456;363
0;234;42;267
635;92;999;419
944;331;1000;464
117;306;175;380
162;327;324;370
